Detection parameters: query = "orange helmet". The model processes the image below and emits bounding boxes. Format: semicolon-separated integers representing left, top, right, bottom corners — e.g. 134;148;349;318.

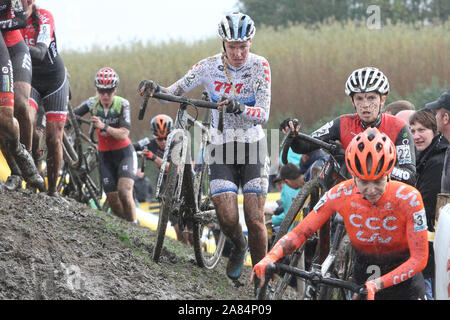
151;114;173;138
345;127;396;180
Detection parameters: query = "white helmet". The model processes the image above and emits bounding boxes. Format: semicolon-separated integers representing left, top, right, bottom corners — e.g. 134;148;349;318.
218;12;256;42
345;67;390;96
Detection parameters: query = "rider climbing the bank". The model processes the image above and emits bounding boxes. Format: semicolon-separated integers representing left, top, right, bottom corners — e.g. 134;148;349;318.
252;128;429;300
20;0;69;196
133;114;173;172
74;67;137;222
281;67;416;186
0;0;44;191
138;12;271;281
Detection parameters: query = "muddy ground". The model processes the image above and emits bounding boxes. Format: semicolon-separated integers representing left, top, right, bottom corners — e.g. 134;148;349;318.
0;185;256;300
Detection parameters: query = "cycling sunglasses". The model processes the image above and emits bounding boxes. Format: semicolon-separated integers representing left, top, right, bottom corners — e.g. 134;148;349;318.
97;88;115;95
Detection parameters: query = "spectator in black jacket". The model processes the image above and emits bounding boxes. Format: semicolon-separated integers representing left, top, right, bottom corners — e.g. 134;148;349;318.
410;108;449;300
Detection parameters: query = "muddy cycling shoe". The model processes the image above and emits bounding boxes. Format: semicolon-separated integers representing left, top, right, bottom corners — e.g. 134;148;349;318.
4;175;23;191
14;143;46;192
25;173;46;192
226;238;248;280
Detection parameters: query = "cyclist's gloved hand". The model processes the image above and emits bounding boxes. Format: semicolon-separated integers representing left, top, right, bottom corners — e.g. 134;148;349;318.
330;140;345;157
280;118;300;135
364;281;377;300
219;97;246;115
138;80;161;96
250;256;275;288
143;150;156;161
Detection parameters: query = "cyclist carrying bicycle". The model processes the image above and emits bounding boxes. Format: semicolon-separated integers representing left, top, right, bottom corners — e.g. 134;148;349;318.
74;67;137;222
252;128;429;300
138;12;271;280
281;67;416;186
19;0;69;196
0;0;45;191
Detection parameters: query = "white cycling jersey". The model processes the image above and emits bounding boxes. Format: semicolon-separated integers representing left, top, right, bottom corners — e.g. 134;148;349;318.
166;52;271;144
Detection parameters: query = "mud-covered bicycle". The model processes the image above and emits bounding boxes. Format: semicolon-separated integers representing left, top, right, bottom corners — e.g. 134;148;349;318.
57;102;103;209
139;89;226;269
258;130;354;300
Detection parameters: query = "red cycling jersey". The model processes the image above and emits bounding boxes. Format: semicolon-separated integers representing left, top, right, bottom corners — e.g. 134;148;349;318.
258;179;428;292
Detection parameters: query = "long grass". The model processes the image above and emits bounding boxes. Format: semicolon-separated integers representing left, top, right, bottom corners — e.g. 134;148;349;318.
62;20;450;140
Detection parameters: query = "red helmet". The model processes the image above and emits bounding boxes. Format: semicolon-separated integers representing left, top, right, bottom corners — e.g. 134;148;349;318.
94;67;120;89
345;127;396;180
151;114;173;138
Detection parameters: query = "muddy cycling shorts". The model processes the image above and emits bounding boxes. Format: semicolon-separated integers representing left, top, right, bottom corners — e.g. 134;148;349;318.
209;139;270;197
30;72;69;122
7;40;32;84
98;144;138;193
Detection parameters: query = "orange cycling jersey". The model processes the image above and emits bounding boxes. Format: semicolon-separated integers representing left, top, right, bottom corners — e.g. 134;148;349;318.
263;179;428;292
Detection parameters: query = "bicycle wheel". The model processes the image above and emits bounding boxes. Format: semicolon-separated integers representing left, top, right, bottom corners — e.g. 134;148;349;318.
257;245;306;300
258;179;323;300
192;162;226;269
274;179;323;244
325;234;355;300
152;139;183;263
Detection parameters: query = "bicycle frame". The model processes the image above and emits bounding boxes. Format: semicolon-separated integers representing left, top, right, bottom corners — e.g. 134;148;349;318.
141;88;225;268
155;102;210;212
59;102;103;208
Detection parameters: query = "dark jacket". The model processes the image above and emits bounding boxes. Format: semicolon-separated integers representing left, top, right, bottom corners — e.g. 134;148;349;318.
415;134;449;278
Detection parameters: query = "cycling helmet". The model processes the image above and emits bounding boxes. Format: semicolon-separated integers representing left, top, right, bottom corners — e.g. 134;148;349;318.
218;12;256;42
345;127;396;180
94;67;120;89
151;114;173;138
345;67;390;96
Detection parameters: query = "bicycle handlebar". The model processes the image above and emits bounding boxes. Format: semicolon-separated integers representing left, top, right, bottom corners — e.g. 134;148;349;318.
281;130;345;165
139;89;219;120
265;262;368;299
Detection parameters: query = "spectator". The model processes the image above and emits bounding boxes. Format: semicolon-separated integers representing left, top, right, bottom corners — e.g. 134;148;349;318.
384;100;415;115
279;163;304;190
409;109;449;299
267;172;300;227
426;91;450;194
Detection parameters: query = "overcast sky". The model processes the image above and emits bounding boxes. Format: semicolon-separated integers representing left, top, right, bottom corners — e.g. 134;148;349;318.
36;0;240;51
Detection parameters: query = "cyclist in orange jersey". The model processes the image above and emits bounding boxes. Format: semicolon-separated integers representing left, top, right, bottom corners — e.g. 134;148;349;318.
252;127;429;300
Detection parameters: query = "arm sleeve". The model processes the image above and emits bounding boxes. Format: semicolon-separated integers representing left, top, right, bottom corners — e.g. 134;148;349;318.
166;59;205;97
390;125;417;186
239;59;271;125
118;99;131;130
73;101;90;117
378;206;429;290
0;0;28;31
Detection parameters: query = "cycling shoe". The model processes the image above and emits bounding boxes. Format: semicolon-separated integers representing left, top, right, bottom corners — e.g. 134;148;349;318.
4;175;23;191
226;237;248;280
